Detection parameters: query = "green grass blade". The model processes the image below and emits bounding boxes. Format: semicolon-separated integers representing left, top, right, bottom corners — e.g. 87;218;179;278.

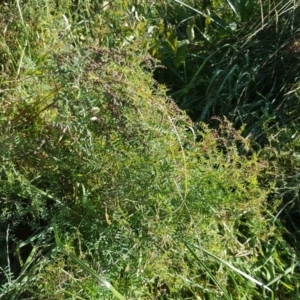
184;241;273;293
266;262;300;287
173;0;230;31
53;221;126;300
226;0;240;19
184;243;232;299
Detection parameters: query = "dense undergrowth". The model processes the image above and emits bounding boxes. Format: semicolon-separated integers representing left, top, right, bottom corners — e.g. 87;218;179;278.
0;0;299;299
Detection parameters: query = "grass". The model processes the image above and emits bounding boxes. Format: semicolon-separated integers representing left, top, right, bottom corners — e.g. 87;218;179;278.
0;0;299;299
151;0;300;134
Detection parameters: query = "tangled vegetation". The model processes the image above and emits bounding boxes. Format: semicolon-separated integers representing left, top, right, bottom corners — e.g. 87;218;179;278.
0;0;299;299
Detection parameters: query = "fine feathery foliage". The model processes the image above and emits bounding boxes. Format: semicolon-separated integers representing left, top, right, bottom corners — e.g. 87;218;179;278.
0;0;299;299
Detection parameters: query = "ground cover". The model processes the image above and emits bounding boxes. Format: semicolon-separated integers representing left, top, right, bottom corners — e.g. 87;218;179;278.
0;1;299;299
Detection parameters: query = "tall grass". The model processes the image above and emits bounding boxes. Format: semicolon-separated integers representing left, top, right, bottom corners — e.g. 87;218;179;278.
150;0;300;135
